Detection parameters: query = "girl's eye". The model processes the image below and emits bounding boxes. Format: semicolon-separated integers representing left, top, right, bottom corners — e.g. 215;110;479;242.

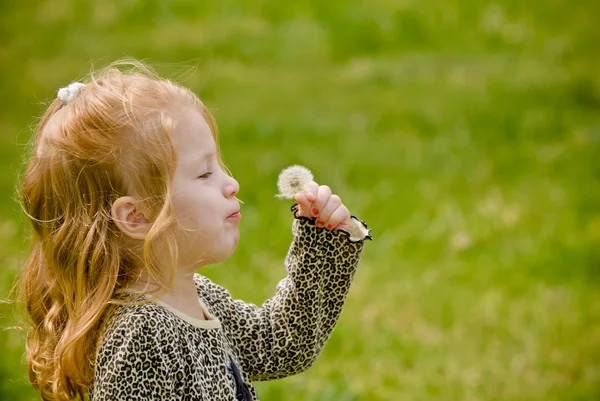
198;172;213;179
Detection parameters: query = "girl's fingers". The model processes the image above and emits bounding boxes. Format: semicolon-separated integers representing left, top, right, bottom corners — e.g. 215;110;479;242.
294;192;312;217
311;185;332;218
295;182;351;230
316;195;342;228
303;182;319;203
324;205;351;230
335;219;352;232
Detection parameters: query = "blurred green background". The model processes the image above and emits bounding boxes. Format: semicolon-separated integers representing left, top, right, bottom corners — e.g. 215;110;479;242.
1;0;600;400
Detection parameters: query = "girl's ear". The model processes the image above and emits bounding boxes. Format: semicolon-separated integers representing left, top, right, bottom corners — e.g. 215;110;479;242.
111;196;150;240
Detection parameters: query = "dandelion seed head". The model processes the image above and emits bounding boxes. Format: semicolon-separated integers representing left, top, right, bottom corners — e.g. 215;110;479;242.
276;165;314;199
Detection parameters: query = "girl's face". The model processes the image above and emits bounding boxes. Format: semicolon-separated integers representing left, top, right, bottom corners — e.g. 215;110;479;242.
170;105;241;268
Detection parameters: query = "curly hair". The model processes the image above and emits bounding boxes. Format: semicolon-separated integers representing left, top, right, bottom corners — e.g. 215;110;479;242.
18;59;223;400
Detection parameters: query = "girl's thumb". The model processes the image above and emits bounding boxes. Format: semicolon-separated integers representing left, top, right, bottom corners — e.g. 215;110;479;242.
294;192;312;218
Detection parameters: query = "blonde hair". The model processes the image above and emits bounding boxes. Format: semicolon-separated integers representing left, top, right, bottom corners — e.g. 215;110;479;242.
18;59;221;400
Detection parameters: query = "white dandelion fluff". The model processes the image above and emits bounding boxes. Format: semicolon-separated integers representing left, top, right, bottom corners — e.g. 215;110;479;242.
276;165;314;199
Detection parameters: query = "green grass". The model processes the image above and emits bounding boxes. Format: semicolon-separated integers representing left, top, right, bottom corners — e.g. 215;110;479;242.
1;0;600;399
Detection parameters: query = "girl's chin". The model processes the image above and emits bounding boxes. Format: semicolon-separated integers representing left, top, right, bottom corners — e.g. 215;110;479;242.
222;229;240;258
207;229;240;264
231;229;240;248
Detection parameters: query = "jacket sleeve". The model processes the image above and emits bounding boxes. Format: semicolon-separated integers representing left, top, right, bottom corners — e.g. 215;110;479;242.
197;203;372;381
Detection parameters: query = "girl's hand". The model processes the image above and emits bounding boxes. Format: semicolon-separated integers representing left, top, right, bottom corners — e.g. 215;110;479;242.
294;181;351;232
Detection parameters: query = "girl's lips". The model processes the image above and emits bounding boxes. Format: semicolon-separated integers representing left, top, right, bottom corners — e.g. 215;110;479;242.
227;212;242;220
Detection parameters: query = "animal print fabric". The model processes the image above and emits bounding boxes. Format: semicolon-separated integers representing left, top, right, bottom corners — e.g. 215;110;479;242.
91;208;371;400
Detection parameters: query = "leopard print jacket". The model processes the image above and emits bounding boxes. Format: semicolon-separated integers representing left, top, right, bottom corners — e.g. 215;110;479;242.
91;206;372;400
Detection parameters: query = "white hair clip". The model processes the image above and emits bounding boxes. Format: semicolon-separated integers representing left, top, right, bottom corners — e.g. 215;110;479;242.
57;82;85;103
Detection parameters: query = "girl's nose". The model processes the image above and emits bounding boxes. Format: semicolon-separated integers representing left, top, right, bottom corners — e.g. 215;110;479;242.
225;176;240;197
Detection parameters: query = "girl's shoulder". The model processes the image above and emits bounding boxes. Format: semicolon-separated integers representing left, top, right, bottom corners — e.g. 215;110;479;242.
94;301;187;381
193;273;212;289
100;299;179;344
192;273;239;319
192;273;233;306
193;273;225;298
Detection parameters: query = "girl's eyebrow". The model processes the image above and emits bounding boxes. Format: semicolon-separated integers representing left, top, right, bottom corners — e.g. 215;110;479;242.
195;151;216;163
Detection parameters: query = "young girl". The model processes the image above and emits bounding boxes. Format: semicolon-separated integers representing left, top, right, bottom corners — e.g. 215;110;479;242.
19;60;372;401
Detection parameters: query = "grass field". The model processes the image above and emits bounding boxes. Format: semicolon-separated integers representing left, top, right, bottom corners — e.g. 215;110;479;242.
1;1;600;400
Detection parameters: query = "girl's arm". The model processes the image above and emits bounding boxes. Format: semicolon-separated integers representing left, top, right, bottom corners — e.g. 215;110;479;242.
196;203;371;381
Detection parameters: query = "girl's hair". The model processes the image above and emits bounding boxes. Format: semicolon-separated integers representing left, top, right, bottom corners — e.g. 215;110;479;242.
18;59;222;400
